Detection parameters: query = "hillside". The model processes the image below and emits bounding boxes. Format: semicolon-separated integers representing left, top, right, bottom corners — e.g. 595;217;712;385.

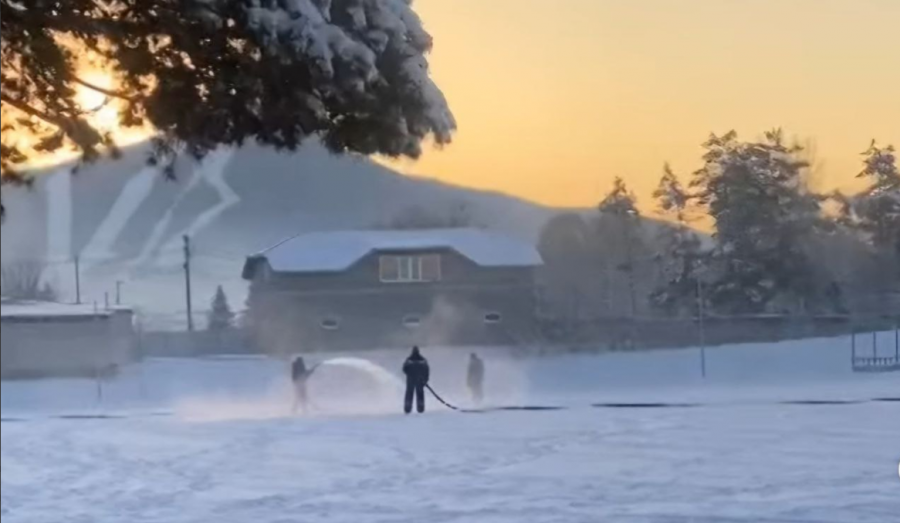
1;143;558;328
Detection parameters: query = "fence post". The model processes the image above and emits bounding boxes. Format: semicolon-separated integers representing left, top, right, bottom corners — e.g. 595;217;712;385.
697;278;707;379
95;367;103;407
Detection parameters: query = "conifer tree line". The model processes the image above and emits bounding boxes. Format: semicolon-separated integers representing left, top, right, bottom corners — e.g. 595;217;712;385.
207;285;235;333
538;131;899;319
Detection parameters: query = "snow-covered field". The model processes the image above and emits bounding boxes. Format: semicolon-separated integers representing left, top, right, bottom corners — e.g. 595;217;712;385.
3;334;899;523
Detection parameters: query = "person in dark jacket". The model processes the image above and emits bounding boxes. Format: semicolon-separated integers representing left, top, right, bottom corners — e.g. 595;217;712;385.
402;346;430;414
291;356;311;414
467;353;485;405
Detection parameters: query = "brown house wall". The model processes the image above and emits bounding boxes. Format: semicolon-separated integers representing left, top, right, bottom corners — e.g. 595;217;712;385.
247;249;539;353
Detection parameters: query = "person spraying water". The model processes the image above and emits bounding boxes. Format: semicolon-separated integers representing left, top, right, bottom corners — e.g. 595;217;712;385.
291;356;313;414
402;346;430;414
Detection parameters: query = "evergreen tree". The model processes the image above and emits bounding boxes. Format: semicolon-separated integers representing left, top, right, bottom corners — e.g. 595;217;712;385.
208;285;235;332
598;177;639;217
1;0;455;186
691;130;823;313
654;164;690;222
845;142;900;281
597;177;645;317
537;212;595;324
650;164;704;315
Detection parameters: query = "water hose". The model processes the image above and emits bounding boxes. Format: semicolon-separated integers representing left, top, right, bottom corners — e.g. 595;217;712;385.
425;384;462;411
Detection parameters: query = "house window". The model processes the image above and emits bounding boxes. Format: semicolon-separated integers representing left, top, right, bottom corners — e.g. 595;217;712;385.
379;255;441;283
379;256;399;281
420;254;441;281
398;256;419;281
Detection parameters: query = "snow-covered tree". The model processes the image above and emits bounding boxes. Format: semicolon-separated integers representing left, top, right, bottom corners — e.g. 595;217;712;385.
1;0;455;187
650;164;704;315
537;212;595;323
597;177;646;317
598;177;638;218
207;285;235;332
841;142;900;280
691;130;824;314
654;164;690;223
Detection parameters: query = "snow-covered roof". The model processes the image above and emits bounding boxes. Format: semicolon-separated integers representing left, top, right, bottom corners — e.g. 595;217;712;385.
0;300;131;320
245;228;543;276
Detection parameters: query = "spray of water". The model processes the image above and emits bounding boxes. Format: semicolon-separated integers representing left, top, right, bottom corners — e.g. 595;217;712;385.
315;357;404;390
168;348;531;422
305;357;405;416
174;356;408;422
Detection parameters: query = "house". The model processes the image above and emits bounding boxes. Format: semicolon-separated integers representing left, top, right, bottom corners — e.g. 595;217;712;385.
242;228;543;353
1;299;136;379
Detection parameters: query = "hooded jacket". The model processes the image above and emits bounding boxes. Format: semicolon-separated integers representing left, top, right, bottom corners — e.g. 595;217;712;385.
403;347;430;385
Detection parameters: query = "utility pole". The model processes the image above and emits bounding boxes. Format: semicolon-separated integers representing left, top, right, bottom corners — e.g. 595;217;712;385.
104;292;110;310
74;255;82;304
605;260;613;314
624;210;638;320
183;235;194;332
116;281;124;306
697;276;707;379
894;323;900;364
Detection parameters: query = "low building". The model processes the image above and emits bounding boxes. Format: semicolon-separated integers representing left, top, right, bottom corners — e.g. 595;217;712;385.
1;299;136;379
242;228;543;353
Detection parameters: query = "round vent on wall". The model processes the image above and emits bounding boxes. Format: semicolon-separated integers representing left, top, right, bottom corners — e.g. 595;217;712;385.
402;315;422;329
484;312;502;324
320;317;340;330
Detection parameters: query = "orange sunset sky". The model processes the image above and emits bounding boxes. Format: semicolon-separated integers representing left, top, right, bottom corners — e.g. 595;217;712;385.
383;0;900;211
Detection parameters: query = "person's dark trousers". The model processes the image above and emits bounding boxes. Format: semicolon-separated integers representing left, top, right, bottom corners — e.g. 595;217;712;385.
405;382;426;414
416;384;425;413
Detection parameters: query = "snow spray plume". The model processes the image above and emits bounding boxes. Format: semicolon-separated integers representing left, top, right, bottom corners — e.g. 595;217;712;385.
173;356;407;421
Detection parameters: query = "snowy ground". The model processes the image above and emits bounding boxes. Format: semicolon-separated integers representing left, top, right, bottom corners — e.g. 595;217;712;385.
3;334;899;523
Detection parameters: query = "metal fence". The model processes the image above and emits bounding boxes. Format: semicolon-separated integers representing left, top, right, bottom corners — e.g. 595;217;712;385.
851;329;900;373
536;313;899;352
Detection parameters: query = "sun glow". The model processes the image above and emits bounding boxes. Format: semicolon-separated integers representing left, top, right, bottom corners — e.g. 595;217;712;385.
74;70;120;131
2;32;156;173
13;67;154;171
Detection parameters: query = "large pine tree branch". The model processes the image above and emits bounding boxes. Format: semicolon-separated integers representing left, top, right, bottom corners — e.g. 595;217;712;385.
0;93;62;128
70;75;136;102
1;92;103;150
